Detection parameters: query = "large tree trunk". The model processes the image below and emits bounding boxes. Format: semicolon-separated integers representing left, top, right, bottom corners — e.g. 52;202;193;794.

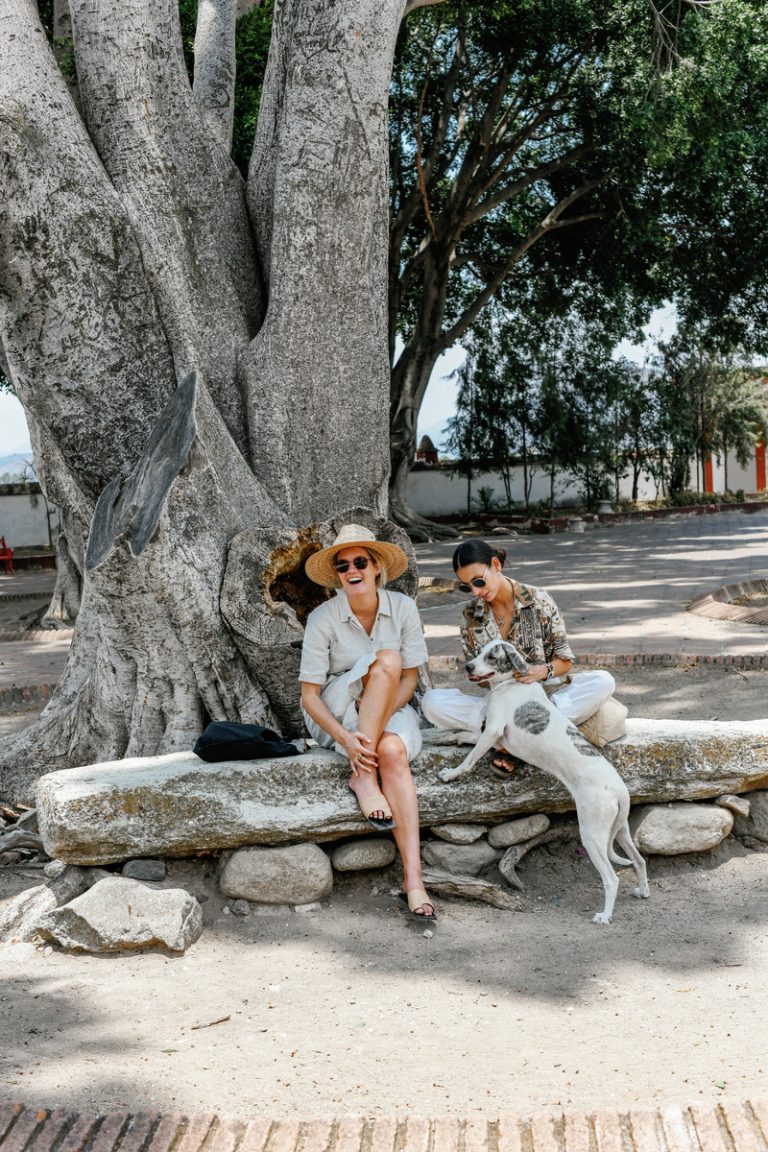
389;255;457;540
0;0;409;803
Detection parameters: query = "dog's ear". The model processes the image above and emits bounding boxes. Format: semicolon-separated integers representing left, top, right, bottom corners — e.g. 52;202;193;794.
502;642;528;675
493;644;515;673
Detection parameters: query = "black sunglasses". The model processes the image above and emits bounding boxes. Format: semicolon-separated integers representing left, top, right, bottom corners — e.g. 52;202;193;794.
456;565;489;594
334;556;370;573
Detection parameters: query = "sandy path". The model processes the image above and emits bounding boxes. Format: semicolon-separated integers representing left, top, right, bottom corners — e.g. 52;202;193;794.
1;836;767;1118
2;663;767;1116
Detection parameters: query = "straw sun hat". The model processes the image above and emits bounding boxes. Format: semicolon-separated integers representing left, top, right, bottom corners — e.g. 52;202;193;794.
304;524;409;588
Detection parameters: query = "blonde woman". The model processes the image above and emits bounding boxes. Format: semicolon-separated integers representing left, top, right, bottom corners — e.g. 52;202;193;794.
300;525;435;921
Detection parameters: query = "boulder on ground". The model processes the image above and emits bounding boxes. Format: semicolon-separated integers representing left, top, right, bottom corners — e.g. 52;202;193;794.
422;839;500;875
631;803;733;855
0;887;57;944
0;864;92;943
330;838;396;872
488;814;550;848
37;876;203;954
220;843;333;905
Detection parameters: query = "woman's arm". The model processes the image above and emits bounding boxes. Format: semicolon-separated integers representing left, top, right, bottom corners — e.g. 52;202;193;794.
515;655;573;684
300;682;377;771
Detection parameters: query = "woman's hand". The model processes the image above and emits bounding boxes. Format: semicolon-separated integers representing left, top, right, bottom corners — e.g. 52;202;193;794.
342;731;378;775
514;663;548;684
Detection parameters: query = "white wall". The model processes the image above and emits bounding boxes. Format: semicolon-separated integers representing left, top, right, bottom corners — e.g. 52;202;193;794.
407;449;767;517
0;487;60;548
406;465;659;516
710;451;762;495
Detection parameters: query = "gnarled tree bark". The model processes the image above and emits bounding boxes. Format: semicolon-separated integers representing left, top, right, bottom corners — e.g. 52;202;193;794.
0;0;411;802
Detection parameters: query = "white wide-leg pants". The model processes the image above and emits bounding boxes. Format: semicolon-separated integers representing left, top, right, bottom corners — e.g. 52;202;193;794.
421;670;615;740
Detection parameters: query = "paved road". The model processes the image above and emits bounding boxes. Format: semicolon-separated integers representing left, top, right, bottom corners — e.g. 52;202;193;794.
1;509;768;697
416;508;768;659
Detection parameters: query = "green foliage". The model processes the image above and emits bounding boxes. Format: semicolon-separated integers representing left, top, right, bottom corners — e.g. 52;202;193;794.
647;327;768;497
232;3;273;176
391;0;670;351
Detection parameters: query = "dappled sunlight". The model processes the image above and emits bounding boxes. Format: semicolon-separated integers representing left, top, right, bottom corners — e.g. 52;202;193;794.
3;856;767;1116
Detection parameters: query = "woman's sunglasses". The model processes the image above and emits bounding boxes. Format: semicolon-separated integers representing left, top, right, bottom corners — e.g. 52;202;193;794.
334;556;370;573
456;565;489;594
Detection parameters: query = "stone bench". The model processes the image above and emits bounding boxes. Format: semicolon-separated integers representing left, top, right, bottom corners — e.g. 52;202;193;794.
35;718;768;866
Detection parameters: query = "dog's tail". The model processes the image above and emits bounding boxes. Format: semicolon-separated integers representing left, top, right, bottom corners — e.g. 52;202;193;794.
608;848;633;867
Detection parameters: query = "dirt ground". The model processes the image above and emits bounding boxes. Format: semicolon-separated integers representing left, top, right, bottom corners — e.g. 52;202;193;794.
1;665;767;1119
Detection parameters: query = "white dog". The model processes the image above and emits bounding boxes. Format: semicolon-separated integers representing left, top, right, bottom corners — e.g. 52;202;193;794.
437;639;649;924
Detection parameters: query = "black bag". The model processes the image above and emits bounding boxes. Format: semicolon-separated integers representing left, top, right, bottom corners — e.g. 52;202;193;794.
193;721;301;762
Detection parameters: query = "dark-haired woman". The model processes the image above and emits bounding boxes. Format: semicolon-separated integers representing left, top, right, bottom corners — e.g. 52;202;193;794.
420;538;615;770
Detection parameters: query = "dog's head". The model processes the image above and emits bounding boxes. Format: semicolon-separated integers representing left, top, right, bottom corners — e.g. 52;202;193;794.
465;639;529;683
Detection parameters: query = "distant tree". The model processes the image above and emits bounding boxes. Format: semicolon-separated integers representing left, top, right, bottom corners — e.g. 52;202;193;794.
711;368;768;492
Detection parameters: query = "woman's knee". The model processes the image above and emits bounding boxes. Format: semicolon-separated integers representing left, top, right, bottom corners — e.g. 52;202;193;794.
369;649;402;680
377;732;410;776
591;669;616;697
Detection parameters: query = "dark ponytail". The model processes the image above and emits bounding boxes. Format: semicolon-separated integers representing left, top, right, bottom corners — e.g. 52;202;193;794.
452;538;506;573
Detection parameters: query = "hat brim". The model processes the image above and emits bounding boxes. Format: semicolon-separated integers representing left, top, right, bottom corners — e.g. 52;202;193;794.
305;538;409;587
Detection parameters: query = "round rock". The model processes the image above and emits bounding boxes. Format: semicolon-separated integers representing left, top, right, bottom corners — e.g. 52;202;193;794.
631;803;733;855
429;823;488;845
122;858;167;882
488;814;550;849
220;843;333;905
421;839;500;876
732;789;768;842
331;838;396;872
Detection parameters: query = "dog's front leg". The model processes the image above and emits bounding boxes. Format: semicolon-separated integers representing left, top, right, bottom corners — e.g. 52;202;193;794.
438;725;503;782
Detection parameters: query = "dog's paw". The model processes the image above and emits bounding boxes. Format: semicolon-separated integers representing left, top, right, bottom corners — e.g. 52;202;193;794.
592;911;612;926
633;885;650;900
438;767;459;783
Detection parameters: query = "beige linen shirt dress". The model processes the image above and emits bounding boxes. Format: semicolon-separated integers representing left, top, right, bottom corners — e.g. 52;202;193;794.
299;588;429;759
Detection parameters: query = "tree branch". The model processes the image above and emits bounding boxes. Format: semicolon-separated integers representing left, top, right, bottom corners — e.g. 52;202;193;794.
440;174;609;350
0;0;176;501
464;143;593;227
193;0;238;151
69;0;263;458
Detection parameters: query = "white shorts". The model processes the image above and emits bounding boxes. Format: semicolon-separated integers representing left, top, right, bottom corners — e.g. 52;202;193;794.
421;670;616;738
303;651;423;761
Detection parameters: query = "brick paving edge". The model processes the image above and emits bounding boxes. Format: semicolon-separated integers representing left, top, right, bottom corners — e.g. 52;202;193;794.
2;1100;768;1152
428;652;768;671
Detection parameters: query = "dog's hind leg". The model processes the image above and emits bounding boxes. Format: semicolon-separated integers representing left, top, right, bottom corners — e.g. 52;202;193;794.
578;825;620;926
615;823;650;900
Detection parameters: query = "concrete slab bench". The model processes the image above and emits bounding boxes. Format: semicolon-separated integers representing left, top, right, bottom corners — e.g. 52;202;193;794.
34;718;768;866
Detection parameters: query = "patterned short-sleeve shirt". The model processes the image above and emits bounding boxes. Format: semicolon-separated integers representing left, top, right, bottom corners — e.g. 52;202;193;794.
460;580;574;681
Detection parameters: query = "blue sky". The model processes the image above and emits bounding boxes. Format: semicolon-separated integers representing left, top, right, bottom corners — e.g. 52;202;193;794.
0;305;675;459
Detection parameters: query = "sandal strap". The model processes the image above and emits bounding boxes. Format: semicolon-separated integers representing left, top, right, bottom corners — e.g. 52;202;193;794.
406;887;433;914
357;790;393;820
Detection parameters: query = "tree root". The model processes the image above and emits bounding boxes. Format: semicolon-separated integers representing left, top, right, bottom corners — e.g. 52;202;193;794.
421;866;530;910
498;824;581;890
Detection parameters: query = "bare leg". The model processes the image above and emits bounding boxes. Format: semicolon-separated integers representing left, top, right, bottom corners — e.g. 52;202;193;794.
349;650;402;820
377;732;433;917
